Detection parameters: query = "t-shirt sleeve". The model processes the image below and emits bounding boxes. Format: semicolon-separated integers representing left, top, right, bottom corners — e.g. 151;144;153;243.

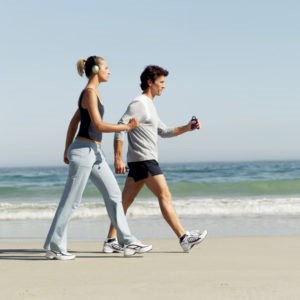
114;100;145;141
157;117;176;138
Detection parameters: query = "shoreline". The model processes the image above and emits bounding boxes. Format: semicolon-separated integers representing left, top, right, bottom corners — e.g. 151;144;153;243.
1;236;300;299
1;215;300;243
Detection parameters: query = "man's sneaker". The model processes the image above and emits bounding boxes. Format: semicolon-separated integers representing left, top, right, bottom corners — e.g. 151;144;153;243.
102;238;124;253
124;241;152;256
45;250;76;260
180;230;207;253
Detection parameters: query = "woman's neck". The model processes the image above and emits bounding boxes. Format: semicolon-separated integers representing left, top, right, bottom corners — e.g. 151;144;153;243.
87;76;100;90
86;81;102;102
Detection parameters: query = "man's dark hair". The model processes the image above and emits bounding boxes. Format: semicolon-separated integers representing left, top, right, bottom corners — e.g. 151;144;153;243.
140;65;169;91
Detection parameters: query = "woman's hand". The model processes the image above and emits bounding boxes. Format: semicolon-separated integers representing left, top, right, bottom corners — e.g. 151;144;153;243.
127;117;139;131
63;149;69;164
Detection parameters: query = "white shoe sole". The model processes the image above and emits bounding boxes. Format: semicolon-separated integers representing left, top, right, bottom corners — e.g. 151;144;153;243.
103;245;124;254
45;250;76;260
103;247;114;253
124;244;153;257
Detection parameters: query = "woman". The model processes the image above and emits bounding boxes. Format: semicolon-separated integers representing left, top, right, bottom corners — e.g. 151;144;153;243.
44;56;152;260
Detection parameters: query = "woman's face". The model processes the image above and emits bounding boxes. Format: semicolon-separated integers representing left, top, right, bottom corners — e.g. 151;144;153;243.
98;60;110;82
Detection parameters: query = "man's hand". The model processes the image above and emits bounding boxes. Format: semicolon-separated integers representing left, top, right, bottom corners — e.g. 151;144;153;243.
189;117;201;130
114;158;127;174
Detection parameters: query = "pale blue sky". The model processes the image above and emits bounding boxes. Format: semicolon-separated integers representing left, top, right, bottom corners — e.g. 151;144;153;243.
0;0;299;167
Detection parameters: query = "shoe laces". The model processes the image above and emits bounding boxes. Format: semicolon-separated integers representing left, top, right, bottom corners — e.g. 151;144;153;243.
110;242;123;251
186;233;200;243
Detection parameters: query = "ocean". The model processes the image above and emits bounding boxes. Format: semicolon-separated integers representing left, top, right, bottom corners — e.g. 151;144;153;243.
1;160;300;241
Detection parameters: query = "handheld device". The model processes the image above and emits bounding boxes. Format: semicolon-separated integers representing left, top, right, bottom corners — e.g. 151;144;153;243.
191;116;198;130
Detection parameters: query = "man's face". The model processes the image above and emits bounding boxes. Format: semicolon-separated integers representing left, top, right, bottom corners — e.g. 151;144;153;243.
149;75;166;96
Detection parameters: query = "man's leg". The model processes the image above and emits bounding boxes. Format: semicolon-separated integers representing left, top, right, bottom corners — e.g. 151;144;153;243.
90;159;139;245
106;176;145;238
144;174;185;238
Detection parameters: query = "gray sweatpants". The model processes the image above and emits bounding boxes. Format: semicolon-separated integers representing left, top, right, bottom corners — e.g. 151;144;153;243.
44;139;136;253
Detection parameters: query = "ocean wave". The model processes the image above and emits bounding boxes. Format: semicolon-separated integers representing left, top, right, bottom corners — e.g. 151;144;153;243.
1;197;300;220
1;178;300;201
169;179;300;197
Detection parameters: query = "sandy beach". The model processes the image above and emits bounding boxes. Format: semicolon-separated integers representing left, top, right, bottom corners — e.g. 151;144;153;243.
1;236;300;300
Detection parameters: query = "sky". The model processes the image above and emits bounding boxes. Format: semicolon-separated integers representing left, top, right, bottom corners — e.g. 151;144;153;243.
0;0;299;167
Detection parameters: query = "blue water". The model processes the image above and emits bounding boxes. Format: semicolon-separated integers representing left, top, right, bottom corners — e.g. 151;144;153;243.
1;160;300;221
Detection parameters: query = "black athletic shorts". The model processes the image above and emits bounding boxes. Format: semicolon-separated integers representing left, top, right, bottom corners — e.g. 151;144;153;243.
127;160;163;182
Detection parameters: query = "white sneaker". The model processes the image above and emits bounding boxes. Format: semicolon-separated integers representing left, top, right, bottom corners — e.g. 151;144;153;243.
102;238;124;253
45;250;76;260
124;241;152;256
180;230;207;253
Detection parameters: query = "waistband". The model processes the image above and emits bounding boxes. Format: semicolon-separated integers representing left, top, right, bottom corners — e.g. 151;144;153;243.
76;136;100;144
74;137;101;149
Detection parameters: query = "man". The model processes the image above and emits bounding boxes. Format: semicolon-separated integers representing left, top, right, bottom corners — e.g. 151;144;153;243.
103;65;207;253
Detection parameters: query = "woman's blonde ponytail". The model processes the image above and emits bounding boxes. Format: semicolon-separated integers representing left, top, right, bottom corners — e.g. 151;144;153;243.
76;59;86;77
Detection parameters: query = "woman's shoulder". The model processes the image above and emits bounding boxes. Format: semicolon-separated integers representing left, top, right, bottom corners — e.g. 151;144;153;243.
82;88;101;101
84;87;97;95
